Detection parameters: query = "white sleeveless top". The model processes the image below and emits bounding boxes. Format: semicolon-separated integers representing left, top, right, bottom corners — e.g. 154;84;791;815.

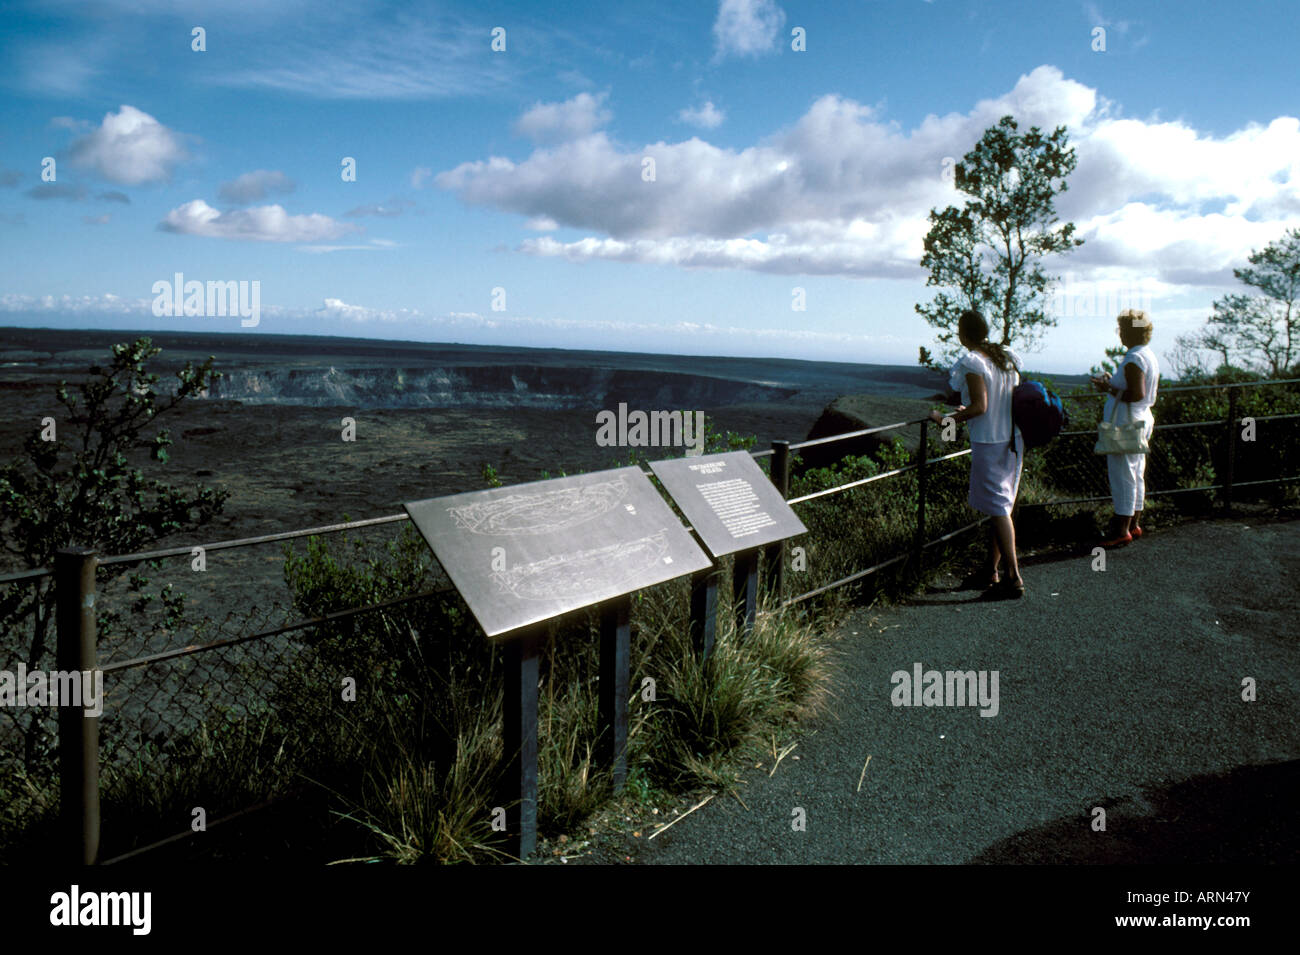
1103;344;1159;424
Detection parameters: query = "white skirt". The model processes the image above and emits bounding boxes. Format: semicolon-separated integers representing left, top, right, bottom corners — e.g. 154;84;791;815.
968;434;1024;517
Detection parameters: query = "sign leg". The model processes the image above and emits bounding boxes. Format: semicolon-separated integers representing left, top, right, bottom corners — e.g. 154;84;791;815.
762;540;784;606
598;597;631;792
689;568;719;660
503;627;540;859
733;548;758;638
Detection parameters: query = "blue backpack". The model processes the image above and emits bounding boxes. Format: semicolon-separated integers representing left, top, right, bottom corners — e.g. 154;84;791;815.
1009;379;1067;452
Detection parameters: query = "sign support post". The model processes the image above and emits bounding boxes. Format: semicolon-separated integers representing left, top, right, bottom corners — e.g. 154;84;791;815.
503;626;540;859
733;547;759;638
689;568;719;659
597;596;632;791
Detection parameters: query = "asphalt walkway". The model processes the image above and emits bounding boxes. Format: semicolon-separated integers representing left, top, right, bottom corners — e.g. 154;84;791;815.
638;516;1300;864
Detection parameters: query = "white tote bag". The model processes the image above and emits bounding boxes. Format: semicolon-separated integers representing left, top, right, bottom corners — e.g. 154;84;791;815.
1094;399;1150;455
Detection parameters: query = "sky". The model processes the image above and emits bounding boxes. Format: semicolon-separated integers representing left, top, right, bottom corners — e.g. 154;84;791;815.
1;0;1298;372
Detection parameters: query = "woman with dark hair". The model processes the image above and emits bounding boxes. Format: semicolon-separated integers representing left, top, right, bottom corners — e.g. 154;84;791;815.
1090;309;1159;546
929;309;1025;599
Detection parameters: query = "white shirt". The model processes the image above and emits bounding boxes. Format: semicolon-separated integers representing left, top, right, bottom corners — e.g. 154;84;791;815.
948;347;1022;444
1104;344;1159;425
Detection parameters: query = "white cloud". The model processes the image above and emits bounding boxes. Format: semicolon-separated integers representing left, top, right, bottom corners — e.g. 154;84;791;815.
1084;1;1132;36
410;166;433;189
520;222;925;278
315;298;407;321
159;200;360;242
50;116;91;132
0;292;153;316
26;183;88;201
435;65;1300;290
67;105;188;186
297;238;400;254
18;42;111;97
344;197;415;218
217;9;515;100
1066;203;1289;283
713;0;786;59
218;170;296;205
679;100;726;129
514;92;612;145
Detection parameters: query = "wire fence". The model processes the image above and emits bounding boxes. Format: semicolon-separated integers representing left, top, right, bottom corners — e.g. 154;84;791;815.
2;376;1297;862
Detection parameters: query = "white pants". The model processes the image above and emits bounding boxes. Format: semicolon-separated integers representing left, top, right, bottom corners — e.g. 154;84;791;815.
1107;418;1154;516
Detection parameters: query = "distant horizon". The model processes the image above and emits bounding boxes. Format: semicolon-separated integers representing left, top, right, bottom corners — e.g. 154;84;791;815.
0;322;1100;380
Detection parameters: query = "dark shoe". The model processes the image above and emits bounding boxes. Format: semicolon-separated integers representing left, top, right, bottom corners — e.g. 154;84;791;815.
980;577;1025;601
959;568;1000;590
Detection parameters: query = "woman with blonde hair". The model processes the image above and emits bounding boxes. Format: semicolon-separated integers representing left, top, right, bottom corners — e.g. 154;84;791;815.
1090;310;1159;545
929;308;1025;599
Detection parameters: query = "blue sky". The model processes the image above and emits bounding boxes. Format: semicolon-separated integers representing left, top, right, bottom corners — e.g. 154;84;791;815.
2;0;1298;371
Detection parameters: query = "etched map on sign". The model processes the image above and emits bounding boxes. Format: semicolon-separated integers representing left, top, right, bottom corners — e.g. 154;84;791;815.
489;530;671;601
447;476;629;537
405;467;711;639
650;451;807;558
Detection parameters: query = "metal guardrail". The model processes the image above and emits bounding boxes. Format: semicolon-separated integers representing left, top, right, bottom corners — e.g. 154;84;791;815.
4;374;1297;863
44;377;1299;576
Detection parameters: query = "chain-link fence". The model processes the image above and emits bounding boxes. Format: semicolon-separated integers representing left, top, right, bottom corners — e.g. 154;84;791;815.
1023;378;1300;511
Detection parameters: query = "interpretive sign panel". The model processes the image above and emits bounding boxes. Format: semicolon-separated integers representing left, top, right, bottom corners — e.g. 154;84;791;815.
649;451;807;558
404;466;712;638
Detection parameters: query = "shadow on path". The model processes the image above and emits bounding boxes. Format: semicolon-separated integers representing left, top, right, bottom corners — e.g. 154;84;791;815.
969;760;1300;864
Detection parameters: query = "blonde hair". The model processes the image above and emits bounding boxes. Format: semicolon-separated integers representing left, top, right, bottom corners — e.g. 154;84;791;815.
1118;309;1153;346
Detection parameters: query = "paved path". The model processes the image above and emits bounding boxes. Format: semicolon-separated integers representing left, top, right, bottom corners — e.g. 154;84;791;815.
639;517;1300;864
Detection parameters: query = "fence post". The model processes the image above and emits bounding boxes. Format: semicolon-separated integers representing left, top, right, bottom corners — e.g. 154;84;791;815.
913;420;929;575
55;546;99;866
1224;386;1238;513
764;440;791;603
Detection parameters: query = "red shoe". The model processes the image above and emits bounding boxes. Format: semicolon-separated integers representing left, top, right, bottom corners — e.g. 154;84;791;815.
1130;525;1143;539
1099;532;1132;547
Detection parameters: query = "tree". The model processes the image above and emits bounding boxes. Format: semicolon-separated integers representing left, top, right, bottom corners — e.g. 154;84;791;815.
0;338;228;769
916;115;1084;370
1179;228;1300;376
